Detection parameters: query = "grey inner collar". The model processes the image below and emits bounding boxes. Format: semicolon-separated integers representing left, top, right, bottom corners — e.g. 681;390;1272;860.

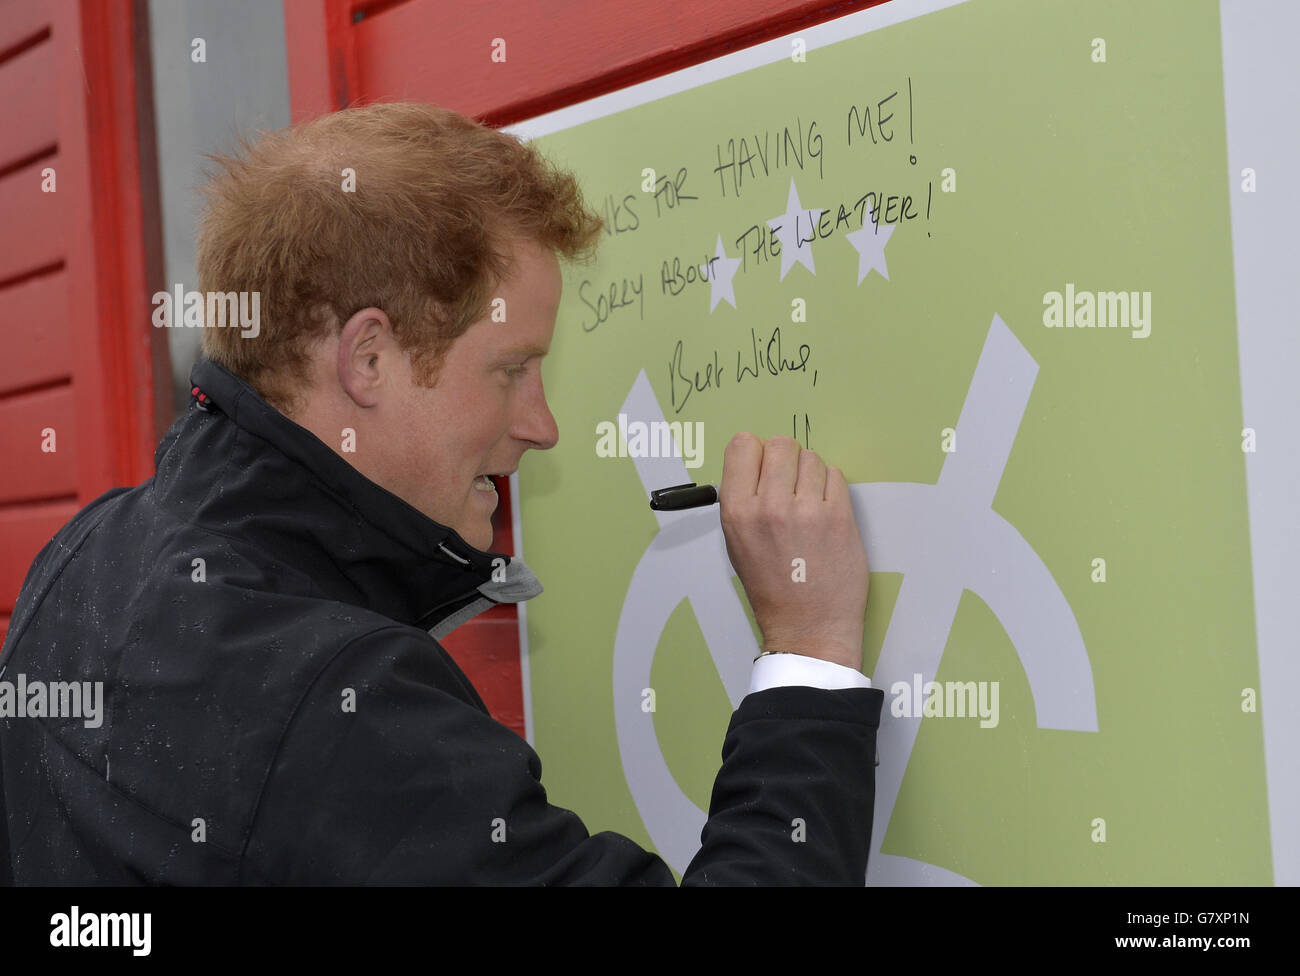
427;556;543;641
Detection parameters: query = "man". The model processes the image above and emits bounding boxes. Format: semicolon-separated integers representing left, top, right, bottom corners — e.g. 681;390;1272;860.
0;102;882;884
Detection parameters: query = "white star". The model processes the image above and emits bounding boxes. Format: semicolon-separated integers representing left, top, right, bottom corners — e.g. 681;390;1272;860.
700;235;743;312
845;208;895;284
767;179;826;281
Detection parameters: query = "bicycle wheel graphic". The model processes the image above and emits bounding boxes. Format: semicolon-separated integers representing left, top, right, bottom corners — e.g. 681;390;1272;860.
611;315;1099;884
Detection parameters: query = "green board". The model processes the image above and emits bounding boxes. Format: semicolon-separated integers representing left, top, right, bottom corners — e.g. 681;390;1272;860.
511;0;1267;884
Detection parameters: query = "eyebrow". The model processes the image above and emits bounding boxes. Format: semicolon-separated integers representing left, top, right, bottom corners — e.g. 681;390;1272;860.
498;344;549;359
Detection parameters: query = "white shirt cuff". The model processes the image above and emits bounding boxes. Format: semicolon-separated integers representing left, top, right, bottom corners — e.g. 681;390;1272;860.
747;653;872;695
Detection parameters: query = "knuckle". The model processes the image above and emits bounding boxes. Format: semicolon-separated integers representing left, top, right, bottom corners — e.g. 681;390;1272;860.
721;496;755;527
765;435;798;455
758;497;789;525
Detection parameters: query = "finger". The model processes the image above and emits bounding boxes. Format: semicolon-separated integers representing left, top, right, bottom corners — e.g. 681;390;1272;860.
720;432;764;506
795;448;827;501
827;466;867;572
825;465;849;505
757;435;801;502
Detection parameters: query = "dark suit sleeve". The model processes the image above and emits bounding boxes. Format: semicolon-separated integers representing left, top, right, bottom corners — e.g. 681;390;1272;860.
241;627;882;885
681;684;884;885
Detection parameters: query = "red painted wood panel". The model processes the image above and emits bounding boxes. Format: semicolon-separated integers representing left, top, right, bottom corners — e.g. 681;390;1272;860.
0;40;57;171
50;0;167;497
0;0;165;618
283;0;341;123
283;0;364;122
0;40;56;171
0;270;70;395
0;156;64;284
353;0;891;124
0;386;77;503
0;0;50;59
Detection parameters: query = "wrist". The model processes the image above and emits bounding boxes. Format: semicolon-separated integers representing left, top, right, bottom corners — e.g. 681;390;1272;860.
755;647;864;671
762;632;863;664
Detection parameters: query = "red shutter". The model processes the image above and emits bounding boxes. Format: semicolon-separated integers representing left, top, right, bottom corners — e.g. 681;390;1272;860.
0;0;167;647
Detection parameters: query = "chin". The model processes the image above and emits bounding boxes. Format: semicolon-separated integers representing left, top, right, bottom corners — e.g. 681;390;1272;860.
466;523;495;552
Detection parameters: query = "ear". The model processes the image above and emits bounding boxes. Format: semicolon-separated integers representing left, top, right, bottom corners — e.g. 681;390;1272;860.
337;307;396;408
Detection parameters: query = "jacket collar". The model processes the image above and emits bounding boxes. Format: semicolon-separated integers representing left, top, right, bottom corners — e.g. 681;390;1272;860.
175;357;541;634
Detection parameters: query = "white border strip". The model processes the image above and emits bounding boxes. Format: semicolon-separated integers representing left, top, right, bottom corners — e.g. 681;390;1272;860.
509;470;536;745
1220;0;1300;886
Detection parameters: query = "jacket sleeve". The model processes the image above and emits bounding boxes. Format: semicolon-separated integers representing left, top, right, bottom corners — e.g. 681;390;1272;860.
241;626;883;885
682;683;884;885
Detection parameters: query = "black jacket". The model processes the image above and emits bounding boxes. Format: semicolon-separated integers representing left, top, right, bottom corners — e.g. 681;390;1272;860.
0;357;884;884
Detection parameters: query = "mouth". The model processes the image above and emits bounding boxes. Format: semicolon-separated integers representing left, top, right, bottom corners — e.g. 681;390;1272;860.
473;470;515;493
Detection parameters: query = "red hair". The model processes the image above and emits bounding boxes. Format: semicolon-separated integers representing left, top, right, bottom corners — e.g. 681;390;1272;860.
197;101;602;411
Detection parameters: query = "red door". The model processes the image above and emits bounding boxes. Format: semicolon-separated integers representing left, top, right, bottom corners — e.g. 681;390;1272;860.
0;0;167;648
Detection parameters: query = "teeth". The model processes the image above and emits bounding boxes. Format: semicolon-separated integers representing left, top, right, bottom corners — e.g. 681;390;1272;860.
474;475;497;492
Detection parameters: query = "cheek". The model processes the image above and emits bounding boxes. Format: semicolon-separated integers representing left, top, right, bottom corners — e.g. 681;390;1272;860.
402;393;459;462
471;399;511;447
408;383;506;486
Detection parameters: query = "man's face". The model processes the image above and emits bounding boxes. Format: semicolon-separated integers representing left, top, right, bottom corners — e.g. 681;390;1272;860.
385;237;561;550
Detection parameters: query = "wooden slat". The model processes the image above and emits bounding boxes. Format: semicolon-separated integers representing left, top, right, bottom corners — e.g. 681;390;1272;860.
0;0;50;61
353;0;891;122
0;500;78;612
284;0;358;121
0;270;71;395
0;155;64;284
0;386;77;503
54;0;169;494
0;38;57;170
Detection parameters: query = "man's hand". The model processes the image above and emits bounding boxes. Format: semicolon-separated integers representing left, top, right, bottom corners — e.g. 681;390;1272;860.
719;432;868;672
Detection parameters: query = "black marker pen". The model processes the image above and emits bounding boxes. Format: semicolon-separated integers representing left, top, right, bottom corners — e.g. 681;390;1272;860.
648;482;718;511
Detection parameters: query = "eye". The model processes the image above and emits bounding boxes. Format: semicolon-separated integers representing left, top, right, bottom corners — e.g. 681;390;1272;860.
503;363;529;377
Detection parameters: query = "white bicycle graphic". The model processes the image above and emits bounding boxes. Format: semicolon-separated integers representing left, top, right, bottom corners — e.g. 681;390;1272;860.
612;314;1099;885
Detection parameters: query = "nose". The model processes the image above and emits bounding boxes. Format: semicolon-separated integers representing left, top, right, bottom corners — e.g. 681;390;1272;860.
515;371;559;450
